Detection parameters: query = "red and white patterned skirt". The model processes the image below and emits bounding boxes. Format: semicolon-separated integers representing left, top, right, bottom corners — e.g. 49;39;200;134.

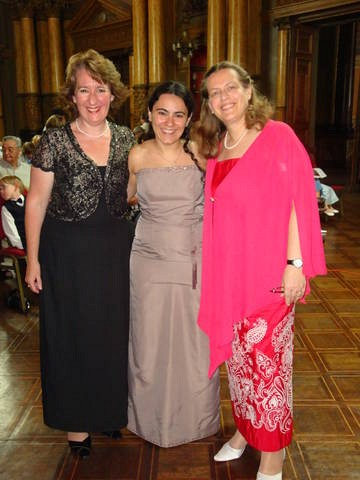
226;301;295;452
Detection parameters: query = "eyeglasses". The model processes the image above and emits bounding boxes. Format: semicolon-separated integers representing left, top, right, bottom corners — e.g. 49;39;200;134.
208;83;240;100
270;287;284;294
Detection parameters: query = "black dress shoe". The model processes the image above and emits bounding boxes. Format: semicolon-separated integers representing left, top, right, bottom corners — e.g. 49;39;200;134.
102;430;122;439
68;435;91;459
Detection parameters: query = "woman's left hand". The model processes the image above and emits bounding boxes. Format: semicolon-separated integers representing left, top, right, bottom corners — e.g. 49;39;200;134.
282;265;306;305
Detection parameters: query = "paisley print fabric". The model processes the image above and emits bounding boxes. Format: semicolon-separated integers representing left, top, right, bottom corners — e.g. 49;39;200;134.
226;301;294;451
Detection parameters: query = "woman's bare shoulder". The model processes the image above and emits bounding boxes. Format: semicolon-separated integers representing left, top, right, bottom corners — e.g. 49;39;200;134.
129;140;155;171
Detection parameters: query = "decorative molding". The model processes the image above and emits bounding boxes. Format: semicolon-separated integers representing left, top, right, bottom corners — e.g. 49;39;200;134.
272;0;360;20
70;20;132;52
67;0;131;32
66;0;132;52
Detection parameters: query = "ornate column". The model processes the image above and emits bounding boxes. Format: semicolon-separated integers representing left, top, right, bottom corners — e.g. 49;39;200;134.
228;0;248;68
63;19;75;61
19;9;42;134
207;0;226;69
148;0;166;86
12;18;26;133
275;25;289;121
47;11;64;93
13;19;24;95
36;15;51;95
132;0;148;127
35;7;64;119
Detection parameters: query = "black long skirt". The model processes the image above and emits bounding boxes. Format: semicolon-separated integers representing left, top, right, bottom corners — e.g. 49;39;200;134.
39;195;133;432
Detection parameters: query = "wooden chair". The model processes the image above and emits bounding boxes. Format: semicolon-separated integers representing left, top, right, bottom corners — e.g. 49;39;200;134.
0;197;30;313
0;245;30;313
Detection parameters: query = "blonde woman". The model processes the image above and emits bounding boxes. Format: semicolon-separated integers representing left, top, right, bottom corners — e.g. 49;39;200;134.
194;62;326;479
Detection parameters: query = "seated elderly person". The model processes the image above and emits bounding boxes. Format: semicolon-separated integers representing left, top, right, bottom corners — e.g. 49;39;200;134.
0;136;31;189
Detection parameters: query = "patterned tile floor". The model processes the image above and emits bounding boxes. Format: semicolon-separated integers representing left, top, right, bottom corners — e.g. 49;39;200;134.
0;193;359;479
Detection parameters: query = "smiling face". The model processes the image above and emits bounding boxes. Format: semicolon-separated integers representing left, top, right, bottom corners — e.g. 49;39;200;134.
206;68;252;128
148;93;191;145
72;68;114;126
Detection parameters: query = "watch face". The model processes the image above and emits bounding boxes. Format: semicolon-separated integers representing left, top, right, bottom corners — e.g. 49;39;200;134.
293;259;303;268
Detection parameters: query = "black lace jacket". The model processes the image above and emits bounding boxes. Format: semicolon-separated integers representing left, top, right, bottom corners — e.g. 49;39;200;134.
32;122;135;221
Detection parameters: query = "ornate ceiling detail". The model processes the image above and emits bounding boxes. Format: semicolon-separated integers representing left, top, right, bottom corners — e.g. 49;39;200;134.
0;0;79;5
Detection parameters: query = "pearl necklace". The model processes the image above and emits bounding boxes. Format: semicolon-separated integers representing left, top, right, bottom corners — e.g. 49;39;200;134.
75;119;109;138
224;128;248;150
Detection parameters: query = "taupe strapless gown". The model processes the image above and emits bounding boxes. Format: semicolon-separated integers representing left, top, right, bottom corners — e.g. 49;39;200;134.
127;165;220;447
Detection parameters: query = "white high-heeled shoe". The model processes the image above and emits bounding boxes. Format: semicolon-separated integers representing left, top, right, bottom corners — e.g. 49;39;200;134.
256;449;286;479
256;472;282;480
213;441;246;462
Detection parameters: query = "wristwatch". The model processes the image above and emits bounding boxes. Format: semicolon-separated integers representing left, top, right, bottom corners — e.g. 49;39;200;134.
287;258;303;268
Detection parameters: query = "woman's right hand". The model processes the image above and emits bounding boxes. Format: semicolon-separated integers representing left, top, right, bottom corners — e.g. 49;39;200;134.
25;260;43;294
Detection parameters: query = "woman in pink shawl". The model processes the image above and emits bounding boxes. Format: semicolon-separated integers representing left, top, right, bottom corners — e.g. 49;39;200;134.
193;62;326;480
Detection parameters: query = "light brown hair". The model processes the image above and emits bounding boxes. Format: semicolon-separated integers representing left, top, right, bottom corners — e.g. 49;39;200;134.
60;49;130;120
192;61;273;158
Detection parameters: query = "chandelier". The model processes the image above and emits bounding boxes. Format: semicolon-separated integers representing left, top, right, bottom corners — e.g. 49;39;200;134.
172;31;196;63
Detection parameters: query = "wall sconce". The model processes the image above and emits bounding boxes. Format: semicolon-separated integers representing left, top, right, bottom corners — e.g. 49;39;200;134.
172;31;195;63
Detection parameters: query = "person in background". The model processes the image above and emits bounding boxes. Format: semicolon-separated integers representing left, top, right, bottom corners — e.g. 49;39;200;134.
31;135;42;147
133;125;145;143
317;181;340;216
0;175;26;250
193;61;326;480
132;111;150;144
127;81;220;448
139;110;149;133
308;149;340;217
22;141;35;164
25;49;135;458
44;113;67;131
0;136;31;189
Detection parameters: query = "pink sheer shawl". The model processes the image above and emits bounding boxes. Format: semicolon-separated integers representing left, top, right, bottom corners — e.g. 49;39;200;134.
198;120;327;376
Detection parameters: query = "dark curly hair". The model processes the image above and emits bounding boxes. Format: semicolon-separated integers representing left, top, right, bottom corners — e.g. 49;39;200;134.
141;81;201;170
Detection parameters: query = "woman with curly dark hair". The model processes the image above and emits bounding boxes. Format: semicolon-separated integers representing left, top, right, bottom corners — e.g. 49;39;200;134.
127;81;220;447
25;49;135;457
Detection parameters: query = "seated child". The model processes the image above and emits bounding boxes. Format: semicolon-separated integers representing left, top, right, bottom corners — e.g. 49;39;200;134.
0;176;26;250
313;168;339;216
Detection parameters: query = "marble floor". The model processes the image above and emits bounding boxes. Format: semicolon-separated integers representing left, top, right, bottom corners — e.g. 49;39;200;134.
0;193;359;479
